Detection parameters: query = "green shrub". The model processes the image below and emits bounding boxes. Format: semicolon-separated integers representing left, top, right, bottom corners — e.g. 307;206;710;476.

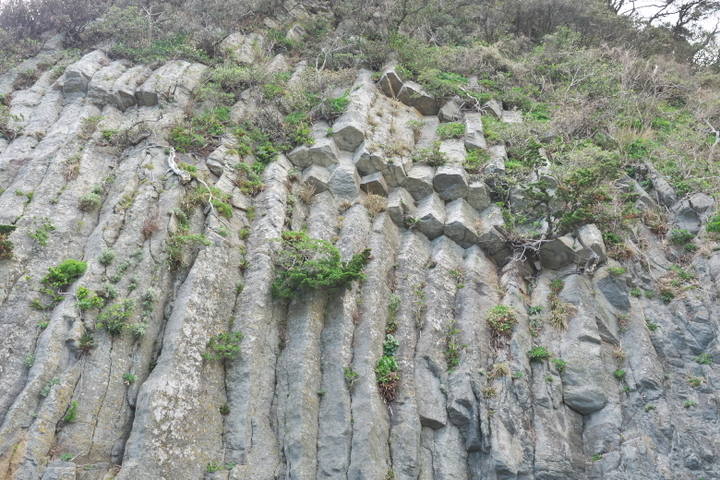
271;232;371;298
42;260;87;289
76;287;104;311
608;267;626;276
99;249;115;266
436;122;465;139
613;369;626;379
375;355;399;385
122;372;136;384
412;141;448;167
527;346;551;362
28;217;55;247
97;299;134;336
695;353;712;365
549;279;564;294
78;192;102;211
669;229;694;245
0;224;16;259
486;305;517;337
464;148;489;173
64;401;78;422
203;332;244;361
707;213;720;233
552;358;567;372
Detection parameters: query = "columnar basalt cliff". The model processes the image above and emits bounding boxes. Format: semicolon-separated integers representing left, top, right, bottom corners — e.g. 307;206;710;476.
1;3;720;480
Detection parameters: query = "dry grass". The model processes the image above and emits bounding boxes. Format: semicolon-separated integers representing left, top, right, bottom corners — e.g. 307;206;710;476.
142;210;161;240
547;294;576;330
363;193;387;218
491;362;510;378
613;346;627;362
298;182;316;205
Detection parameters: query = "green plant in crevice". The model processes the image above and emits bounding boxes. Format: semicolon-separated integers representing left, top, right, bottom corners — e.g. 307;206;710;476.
122;372;136;385
412;141;448;167
527;346;551;362
613;369;626;379
76;287;104;311
98;249;115;266
64;400;78;422
203;331;244;361
344;366;359;388
97;299;134;336
386;293;400;333
486;305;518;338
0;224;17;259
436;122;465;139
28;217;56;247
695;353;712;365
271;231;371;299
375;334;400;403
445;319;464;370
552;358;567;373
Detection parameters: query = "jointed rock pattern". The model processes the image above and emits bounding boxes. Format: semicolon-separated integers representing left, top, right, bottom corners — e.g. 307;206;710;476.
0;34;719;480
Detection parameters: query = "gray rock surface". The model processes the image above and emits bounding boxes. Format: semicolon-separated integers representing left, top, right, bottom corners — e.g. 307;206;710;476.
0;47;719;480
464;113;487;150
398;81;439;115
433;164;468;201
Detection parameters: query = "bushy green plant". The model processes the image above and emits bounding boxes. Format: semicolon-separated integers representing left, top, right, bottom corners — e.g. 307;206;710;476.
552;358;567;372
436;122;465;139
204;332;244;361
76;287;104;311
64;400;78;422
669;229;694;245
695;353;712;365
0;224;16;259
412;141;448;167
97;299;134;336
486;305;518;337
78;192;102;211
122;372;136;384
28;217;55;247
271;231;371;298
527;346;551;362
98;249;115;266
613;369;626;379
42;260;87;289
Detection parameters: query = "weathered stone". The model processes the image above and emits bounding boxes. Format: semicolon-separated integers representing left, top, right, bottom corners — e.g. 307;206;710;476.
444;198;478;248
476;204;508;260
378;64;403;98
483;99;503;119
646;163;676;206
41;460;76;480
287;145;311;169
112;65;151;111
329;162;360;201
398;81;438;115
433;164;468;201
416;356;448;428
689;192;714;213
360;172;389;196
206;144;239;177
416;193;446;239
87;61;128;107
502;110;523;123
438;138;466;164
332;71;375;151
438;98;463;122
266;53;289;73
307;136;340;167
672;199;701;234
136;61;206;107
595;267;631;311
483;145;507;176
63;50;108;95
466;180;492;212
464;113;486;150
404;165;435;200
220;32;263;64
285;24;306;42
539;235;576;270
575;224;607;265
387;188;417;228
302;164;330;193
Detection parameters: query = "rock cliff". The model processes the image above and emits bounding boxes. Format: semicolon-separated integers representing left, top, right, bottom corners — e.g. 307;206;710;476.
0;20;719;480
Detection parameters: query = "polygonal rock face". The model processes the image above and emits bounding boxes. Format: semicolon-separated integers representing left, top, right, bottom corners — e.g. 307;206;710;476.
438;98;463;123
220;32;264;64
360;172;389;196
466;181;492;212
302;164;330;193
417;193;446;239
136;61;206;107
539;235;576;270
464;113;486;151
562;374;608;415
404;165;435;201
484;145;507;176
689;192;714;213
576;224;607;265
329;163;360;201
307;137;340;167
444;198;478;248
387;187;417;228
433;164;468;201
673;199;702;234
398;81;438;116
646;163;677;206
502;110;523;123
87;61;128;107
112;65;151;111
63;50;108;95
379;67;403;98
483;99;503;119
288;145;312;169
476;204;508;257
